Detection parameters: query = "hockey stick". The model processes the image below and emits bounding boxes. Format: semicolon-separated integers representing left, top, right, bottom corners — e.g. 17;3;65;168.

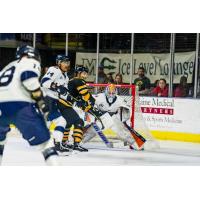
92;122;113;148
87;108;105;130
123;121;146;148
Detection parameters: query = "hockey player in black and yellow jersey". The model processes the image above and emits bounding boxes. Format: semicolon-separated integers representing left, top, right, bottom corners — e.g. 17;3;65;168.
57;65;95;152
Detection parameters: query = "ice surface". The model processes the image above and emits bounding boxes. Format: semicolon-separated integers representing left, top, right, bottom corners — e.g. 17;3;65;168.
2;134;200;166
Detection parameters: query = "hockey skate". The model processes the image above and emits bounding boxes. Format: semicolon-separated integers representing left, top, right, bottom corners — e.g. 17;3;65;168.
73;142;88;152
54;141;71;156
62;141;74;149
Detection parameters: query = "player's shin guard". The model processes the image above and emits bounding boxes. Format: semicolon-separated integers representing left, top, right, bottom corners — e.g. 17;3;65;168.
73;128;83;143
62;128;70;143
52;116;66;143
73;127;88;152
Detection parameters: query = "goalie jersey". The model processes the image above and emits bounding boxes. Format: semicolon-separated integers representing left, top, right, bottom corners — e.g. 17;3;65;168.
41;66;69;99
0;57;41;103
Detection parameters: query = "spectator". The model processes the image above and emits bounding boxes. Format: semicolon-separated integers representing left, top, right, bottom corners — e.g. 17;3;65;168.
114;73;123;85
96;64;108;84
151;78;168;97
114;73;128;95
93;64;108;93
150;79;159;95
153;79;159;87
134;67;151;95
174;76;189;97
107;72;114;83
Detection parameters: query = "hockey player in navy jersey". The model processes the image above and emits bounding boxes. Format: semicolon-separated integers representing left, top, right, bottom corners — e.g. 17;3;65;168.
0;45;59;165
41;55;70;155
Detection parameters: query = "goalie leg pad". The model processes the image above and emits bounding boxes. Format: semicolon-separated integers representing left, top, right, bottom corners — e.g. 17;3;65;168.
96;113;136;148
111;115;138;147
97;112;115;129
82;125;97;143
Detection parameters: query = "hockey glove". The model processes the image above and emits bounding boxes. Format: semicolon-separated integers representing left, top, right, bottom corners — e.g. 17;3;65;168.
31;89;49;120
56;85;68;95
50;83;68;95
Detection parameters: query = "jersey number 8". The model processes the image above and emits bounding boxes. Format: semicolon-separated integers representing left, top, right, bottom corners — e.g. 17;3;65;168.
0;66;16;87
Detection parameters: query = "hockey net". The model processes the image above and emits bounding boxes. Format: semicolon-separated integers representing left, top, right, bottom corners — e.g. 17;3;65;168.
87;83;158;145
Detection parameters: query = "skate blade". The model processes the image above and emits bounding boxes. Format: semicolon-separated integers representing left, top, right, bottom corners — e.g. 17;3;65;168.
57;151;72;156
72;149;88;154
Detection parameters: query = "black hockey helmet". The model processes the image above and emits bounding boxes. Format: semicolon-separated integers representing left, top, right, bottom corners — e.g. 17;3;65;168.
75;65;89;73
56;55;70;65
16;45;41;62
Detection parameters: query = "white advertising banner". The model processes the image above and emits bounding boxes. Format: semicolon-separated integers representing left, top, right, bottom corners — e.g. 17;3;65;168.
76;52;195;84
140;97;200;134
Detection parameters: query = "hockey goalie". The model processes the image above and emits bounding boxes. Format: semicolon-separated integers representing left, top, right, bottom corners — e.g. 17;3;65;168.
81;84;158;150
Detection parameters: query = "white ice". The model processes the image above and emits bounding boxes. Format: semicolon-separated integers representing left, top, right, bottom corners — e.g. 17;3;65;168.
2;133;200;166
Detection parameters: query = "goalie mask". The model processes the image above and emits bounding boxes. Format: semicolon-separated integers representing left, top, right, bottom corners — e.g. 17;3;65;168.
105;84;117;104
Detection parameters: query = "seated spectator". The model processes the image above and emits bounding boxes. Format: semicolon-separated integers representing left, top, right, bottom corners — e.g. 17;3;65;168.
96;64;108;84
94;64;108;93
107;72;114;83
134;67;151;95
151;78;168;97
114;73;123;85
114;73;129;95
174;76;189;97
153;79;159;87
149;79;159;95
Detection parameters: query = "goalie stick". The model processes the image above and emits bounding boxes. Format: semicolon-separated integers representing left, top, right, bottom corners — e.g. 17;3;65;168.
92;122;113;148
123;121;146;149
118;107;146;149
